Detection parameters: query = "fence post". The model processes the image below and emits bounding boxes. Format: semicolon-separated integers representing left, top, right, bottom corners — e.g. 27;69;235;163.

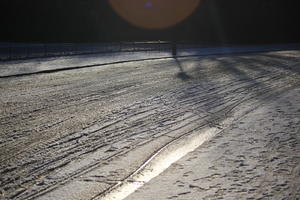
172;41;177;57
26;45;29;59
9;43;12;60
44;44;47;57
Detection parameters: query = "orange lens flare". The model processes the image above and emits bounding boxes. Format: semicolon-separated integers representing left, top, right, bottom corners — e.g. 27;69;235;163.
109;0;201;30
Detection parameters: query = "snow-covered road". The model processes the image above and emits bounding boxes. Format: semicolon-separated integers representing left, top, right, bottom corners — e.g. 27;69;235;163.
125;84;300;200
0;49;299;199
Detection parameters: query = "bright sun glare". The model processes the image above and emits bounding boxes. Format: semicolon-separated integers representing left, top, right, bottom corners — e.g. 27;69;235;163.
109;0;201;30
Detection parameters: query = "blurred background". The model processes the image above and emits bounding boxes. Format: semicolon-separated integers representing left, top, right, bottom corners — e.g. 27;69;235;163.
1;0;298;45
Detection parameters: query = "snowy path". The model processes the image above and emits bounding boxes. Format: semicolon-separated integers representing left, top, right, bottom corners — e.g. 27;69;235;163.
0;50;299;199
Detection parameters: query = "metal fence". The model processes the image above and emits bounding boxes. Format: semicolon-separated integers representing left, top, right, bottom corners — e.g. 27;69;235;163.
0;41;210;61
0;41;182;61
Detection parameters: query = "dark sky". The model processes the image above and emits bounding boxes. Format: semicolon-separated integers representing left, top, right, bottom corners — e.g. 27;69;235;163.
1;0;299;44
